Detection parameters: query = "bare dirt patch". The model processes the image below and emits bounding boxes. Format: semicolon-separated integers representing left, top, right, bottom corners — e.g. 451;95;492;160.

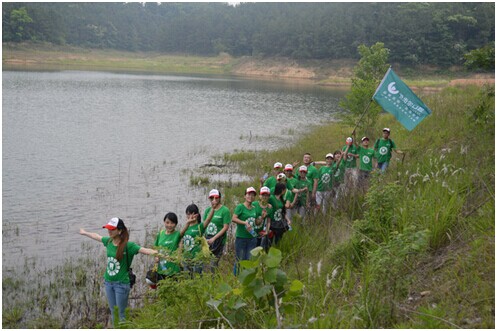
233;57;317;79
448;77;495;87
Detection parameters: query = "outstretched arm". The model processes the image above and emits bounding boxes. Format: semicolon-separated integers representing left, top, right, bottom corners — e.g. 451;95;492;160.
79;228;103;242
139;247;158;255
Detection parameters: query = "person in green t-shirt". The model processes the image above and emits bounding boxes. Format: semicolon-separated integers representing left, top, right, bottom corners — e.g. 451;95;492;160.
356;136;376;192
342;136;360;193
331;148;347;210
147;212;181;288
262;162;283;192
284;164;299;221
203;189;231;270
232;186;263;275
79;217;158;325
266;183;291;247
252;186;273;250
302;153;319;209
374;128;403;173
315;153;334;215
179;203;213;276
294;165;313;220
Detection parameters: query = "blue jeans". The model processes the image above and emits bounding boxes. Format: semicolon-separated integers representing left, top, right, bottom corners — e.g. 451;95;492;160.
104;280;130;324
233;237;257;275
378;161;389;173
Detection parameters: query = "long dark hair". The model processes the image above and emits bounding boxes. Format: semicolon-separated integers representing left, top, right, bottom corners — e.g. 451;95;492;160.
274;183;287;219
186;203;201;223
115;218;129;261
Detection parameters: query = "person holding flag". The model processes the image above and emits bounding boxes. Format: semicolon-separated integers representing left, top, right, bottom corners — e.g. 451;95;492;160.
349;67;431;174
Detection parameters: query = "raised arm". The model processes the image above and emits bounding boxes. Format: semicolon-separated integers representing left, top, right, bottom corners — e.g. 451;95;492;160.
202;207;215;229
79;228;103;242
180;214;198;237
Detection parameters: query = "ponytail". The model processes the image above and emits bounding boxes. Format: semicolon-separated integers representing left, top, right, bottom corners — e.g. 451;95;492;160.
115;219;129;261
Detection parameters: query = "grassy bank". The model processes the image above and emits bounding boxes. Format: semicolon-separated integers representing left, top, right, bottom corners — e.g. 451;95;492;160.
3;42;494;88
125;84;494;328
2;83;493;328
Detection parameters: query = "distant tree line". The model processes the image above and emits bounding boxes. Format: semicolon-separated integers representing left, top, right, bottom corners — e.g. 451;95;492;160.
2;2;495;67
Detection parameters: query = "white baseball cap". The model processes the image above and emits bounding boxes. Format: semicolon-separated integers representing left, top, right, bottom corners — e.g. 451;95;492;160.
103;217;122;230
273;162;283;169
260;186;271;195
326;153;334;158
361;136;369;142
383;128;391;133
208;189;220;198
299;165;308;173
246;187;257;194
277;173;286;180
284;164;293;171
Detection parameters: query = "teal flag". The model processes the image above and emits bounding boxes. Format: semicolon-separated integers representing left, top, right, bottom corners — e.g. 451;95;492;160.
373;67;432;131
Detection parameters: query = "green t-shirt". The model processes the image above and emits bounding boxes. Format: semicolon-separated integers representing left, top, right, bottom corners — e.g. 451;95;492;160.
234;203;260;239
252;201;273;235
317;165;333;192
203;205;231;244
263;176;277;193
154;230;181;276
284;189;296;206
357;146;375;172
182;223;205;260
374;138;396;163
306;164;319;184
102;237;141;283
287;176;298;191
268;195;286;229
342;145;359;168
332;159;346;184
294;176;313;206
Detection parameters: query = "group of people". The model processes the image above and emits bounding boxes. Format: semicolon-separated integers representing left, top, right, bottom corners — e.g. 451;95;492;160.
78;127;401;325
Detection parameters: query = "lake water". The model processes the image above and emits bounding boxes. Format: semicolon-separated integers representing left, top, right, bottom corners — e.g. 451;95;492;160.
2;70;346;272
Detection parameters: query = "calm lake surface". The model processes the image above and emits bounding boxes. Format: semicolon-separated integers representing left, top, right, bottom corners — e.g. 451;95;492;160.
2;70;347;272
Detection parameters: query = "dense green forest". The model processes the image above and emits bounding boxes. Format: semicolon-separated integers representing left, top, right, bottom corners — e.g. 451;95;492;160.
2;2;494;67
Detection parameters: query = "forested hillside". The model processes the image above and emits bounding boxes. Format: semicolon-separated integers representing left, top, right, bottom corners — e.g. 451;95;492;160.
2;2;494;66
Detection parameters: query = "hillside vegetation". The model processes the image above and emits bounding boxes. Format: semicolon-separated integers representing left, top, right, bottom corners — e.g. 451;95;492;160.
120;85;494;328
3;42;495;89
3;3;494;67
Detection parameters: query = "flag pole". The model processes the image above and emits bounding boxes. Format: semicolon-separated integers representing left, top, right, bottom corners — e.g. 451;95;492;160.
350;66;392;135
351;98;374;135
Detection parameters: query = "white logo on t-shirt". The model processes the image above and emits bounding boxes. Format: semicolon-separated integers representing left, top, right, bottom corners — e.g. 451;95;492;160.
206;223;218;236
362;156;371;164
321;173;331;184
183;235;195;251
274;209;283;222
246;217;256;228
107;256;121;276
379;146;388;155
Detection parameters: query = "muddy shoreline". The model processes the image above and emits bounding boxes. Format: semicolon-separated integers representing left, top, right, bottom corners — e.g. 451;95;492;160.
3;42;495;89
